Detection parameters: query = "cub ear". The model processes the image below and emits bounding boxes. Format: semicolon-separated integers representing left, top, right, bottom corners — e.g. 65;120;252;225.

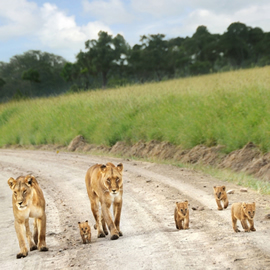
222;186;226;191
86;220;88;223
185;200;188;204
78;222;81;224
253;202;256;207
213;186;216;190
7;177;16;189
100;164;107;173
25;175;35;186
242;203;247;208
117;163;123;173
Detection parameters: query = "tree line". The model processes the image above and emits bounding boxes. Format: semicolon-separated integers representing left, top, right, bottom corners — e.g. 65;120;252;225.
0;22;270;101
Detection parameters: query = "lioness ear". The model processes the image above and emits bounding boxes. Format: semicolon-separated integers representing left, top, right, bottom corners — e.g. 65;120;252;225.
25;175;34;186
222;186;226;191
117;163;123;173
7;177;16;189
100;164;107;173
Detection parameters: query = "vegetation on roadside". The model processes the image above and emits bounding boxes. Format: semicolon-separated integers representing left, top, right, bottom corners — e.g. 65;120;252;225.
0;66;270;155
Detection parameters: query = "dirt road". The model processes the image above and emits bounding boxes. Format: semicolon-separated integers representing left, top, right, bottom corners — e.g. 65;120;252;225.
1;149;270;270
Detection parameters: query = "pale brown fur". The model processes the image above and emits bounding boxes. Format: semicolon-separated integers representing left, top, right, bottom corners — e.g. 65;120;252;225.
213;186;229;210
231;202;256;232
85;162;123;240
174;201;189;230
7;175;48;259
78;220;91;244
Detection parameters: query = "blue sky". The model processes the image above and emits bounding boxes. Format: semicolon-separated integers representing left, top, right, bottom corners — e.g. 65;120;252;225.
1;0;270;63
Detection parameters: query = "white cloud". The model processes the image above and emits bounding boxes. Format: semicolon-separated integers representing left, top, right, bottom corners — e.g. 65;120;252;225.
0;0;40;39
0;1;114;61
82;0;134;24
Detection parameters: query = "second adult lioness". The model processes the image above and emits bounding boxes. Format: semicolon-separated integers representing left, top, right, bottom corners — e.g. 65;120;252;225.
85;162;123;240
7;175;48;259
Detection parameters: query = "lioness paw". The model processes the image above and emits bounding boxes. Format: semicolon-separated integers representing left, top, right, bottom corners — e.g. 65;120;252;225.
30;245;37;251
16;252;28;259
110;234;119;240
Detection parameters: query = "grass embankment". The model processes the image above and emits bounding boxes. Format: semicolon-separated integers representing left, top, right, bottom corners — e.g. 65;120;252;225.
1;66;270;154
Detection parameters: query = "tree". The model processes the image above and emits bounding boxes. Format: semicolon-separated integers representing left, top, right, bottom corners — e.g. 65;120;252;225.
221;22;250;67
0;50;68;100
22;68;40;96
0;77;5;88
83;31;129;88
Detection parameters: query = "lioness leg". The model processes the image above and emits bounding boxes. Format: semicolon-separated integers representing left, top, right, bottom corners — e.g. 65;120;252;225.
215;199;223;210
14;220;28;259
101;203;119;240
113;201;123;236
36;215;48;251
248;219;256;231
91;197;106;238
33;218;38;245
25;218;37;251
101;214;109;235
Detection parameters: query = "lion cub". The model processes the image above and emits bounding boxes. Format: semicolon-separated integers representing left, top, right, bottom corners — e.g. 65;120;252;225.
213;186;229;210
231;202;256;232
78;220;91;244
174;201;189;230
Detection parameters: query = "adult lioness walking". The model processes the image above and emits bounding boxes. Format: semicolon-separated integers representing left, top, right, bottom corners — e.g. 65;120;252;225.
7;175;48;259
85;163;123;240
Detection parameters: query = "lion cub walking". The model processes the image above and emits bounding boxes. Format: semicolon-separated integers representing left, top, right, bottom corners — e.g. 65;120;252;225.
7;175;48;259
174;201;189;230
213;186;229;210
231;202;256;232
78;220;91;244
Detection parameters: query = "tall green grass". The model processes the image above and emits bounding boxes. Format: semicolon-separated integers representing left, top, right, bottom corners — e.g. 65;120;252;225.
1;66;270;153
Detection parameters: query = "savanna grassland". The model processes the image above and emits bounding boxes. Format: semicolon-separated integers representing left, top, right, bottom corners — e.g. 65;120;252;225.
1;66;270;154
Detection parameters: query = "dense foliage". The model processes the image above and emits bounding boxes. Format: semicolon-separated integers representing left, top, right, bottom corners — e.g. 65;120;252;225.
0;22;270;101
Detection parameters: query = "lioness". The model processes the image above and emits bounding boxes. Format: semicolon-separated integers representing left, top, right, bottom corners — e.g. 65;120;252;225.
78;220;91;244
85;163;123;240
213;186;229;210
174;200;189;230
7;175;48;258
231;202;256;232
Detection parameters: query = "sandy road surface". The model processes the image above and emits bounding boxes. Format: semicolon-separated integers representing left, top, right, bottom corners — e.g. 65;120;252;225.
1;149;270;270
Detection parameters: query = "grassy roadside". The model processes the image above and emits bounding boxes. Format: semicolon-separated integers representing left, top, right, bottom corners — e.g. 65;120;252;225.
1;66;270;154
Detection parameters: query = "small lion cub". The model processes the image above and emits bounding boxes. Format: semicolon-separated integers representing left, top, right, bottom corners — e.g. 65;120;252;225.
213;186;229;210
231;202;256;233
174;200;189;230
78;220;91;244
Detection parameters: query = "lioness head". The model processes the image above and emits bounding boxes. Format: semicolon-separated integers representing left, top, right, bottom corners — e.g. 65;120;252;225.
7;175;35;210
100;163;123;196
242;202;256;219
213;186;226;200
176;200;188;217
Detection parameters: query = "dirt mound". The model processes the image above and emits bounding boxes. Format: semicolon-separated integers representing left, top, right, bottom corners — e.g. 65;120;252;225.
7;135;270;183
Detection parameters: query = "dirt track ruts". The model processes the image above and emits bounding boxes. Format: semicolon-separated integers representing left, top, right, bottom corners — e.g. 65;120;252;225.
1;149;270;270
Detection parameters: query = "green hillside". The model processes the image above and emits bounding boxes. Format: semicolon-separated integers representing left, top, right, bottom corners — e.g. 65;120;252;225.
1;66;270;153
